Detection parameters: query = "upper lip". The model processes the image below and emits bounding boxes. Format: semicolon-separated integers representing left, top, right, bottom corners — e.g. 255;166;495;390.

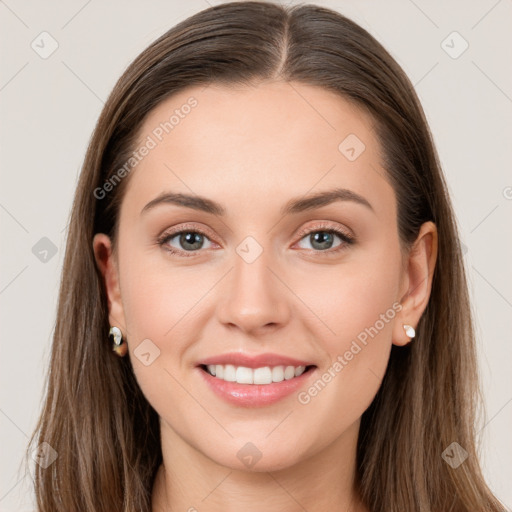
197;352;315;369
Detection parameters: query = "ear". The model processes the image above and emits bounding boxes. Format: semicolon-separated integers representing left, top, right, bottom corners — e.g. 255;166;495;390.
92;233;126;333
393;221;438;346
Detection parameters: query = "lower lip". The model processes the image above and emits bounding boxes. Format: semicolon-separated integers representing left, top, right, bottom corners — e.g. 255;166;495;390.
197;366;316;407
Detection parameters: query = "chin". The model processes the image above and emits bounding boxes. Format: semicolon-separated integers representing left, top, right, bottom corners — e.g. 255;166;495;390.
205;439;307;473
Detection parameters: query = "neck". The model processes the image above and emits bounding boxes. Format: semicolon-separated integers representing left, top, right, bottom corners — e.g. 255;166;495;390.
151;418;368;512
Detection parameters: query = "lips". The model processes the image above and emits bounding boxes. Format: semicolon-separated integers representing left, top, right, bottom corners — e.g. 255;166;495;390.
196;352;315;369
195;352;317;406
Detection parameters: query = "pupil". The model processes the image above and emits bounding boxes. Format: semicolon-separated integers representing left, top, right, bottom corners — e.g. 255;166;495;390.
311;232;332;250
181;232;203;250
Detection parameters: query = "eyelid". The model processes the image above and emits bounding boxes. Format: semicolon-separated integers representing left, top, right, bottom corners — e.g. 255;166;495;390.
157;220;355;256
155;223;219;257
294;221;354;241
158;222;218;242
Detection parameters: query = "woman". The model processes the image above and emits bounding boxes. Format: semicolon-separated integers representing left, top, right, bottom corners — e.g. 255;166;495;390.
26;2;507;511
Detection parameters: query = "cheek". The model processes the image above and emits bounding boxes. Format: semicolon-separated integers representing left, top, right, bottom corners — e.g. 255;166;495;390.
294;246;401;348
119;245;204;346
119;257;205;416
291;248;401;421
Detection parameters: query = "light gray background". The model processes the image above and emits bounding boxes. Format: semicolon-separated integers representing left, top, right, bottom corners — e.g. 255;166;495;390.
1;1;511;510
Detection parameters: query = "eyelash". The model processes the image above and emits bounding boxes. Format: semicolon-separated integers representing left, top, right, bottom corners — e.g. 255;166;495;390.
156;222;355;258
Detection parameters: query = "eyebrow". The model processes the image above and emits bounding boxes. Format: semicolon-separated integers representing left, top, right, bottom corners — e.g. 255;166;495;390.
140;187;374;217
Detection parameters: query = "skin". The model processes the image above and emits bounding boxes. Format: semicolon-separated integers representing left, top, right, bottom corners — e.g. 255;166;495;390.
93;80;437;512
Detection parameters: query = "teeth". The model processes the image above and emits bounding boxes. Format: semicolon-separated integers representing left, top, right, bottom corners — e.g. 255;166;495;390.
272;366;284;382
236;366;253;384
204;364;307;384
284;366;295;380
223;364;236;382
254;366;272;385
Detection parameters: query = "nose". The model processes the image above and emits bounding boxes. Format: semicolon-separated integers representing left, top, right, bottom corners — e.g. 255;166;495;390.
216;243;291;336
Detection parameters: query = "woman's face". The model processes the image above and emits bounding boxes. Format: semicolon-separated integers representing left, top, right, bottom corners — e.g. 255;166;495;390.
94;80;435;472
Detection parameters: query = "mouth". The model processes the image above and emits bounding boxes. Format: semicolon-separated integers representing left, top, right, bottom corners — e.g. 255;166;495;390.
198;363;317;385
195;352;318;406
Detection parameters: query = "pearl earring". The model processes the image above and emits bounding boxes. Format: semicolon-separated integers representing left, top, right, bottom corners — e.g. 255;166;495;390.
403;324;416;339
109;326;128;357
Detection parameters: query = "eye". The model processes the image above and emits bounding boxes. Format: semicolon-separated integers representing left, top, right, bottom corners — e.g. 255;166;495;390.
156;222;355;258
157;226;214;256
295;223;355;254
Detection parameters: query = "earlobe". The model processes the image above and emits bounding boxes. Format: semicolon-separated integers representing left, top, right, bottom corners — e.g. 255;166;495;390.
393;221;438;346
92;233;126;332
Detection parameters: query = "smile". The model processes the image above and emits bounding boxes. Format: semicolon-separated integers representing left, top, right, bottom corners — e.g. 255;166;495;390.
201;364;314;385
197;364;318;407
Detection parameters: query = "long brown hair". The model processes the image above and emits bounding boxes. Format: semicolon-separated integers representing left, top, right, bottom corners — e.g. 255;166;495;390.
26;2;506;511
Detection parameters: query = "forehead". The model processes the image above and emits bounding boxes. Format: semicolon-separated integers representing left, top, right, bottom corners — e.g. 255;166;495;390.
121;80;393;220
